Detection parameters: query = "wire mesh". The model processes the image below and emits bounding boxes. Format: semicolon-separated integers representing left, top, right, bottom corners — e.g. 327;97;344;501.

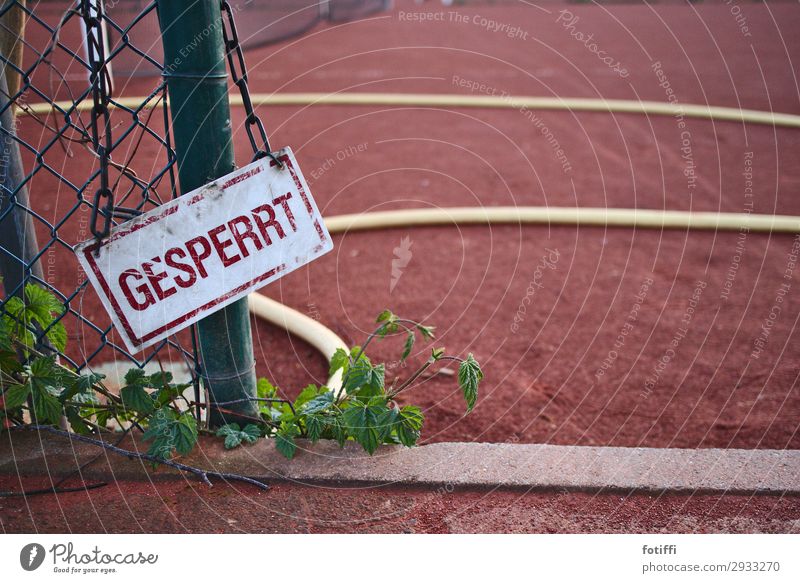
36;0;393;77
0;0;390;418
0;1;193;399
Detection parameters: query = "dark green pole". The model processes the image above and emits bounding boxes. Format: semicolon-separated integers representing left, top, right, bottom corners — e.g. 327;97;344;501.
156;0;258;425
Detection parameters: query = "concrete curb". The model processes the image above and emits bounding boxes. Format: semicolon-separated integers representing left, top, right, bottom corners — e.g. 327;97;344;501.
2;432;799;494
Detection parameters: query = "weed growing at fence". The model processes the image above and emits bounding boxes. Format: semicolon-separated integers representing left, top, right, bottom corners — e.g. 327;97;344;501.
0;286;482;467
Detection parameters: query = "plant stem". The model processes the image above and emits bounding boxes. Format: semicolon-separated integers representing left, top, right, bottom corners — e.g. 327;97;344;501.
389;356;435;399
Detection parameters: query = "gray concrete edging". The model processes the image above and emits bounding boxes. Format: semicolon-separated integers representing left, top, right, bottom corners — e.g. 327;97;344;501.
1;432;798;494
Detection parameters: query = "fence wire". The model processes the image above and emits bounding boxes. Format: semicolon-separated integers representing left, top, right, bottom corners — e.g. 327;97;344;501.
0;0;390;408
37;0;393;77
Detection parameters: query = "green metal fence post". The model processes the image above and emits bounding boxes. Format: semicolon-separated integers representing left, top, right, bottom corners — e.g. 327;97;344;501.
156;0;258;425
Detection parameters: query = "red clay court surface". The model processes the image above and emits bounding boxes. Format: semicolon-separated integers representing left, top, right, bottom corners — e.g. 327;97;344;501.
16;0;800;454
2;474;799;533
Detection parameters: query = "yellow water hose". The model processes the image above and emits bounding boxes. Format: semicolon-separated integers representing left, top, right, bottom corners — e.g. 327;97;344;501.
19;92;800;128
324;207;800;235
23;91;800;380
254;206;800;387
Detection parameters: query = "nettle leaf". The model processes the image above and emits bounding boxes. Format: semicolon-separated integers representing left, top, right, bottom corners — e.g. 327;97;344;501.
294;384;320;409
44;321;67;353
275;423;300;459
328;348;349;378
120;384;155;415
417;324;435;340
328;416;348;447
257;377;277;399
378;407;398;443
376;310;399;337
305;414;325;442
376;310;394;323
343;358;372;394
6;285;67;351
0;349;21;375
395;405;424;447
457;353;483;412
241;423;261;442
66;408;94;435
0;316;11;351
343;400;389;455
142;408;197;459
32;389;62;425
216;423;261;449
301;390;334;414
124;368;147;386
401;331;415;361
173;413;198;455
1;383;30;410
23;284;64;325
60;372;105;402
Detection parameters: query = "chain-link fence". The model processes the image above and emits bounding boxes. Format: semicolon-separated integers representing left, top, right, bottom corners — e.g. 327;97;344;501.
0;0;388;406
35;0;392;77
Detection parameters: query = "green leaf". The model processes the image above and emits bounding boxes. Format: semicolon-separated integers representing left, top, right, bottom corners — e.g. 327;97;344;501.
257;377;277;399
66;408;94;435
23;284;64;326
305;414;325;442
223;432;242;449
241;424;261;443
376;310;394;323
342;402;387;455
32;389;62;425
401;331;415;361
294;384;320;409
143;408;197;460
44;321;67;353
28;356;62;390
173;413;198;455
431;347;446;360
395;405;424;447
275;424;299;459
417;324;435;340
457;354;483;412
1;384;30;410
120;384;155;415
216;423;260;449
60;372;105;402
328;348;349;377
329;416;347;447
124;368;146;386
343;358;372;394
147;371;174;389
0;316;11;351
377;407;398;443
301;390;334;414
143;407;175;442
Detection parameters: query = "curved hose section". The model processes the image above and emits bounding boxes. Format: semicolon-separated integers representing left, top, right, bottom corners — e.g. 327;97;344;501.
20;92;800;128
253;206;800;386
247;293;348;391
27;91;798;382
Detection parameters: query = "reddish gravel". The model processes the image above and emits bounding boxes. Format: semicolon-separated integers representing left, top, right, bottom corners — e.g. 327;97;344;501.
1;475;799;534
13;1;800;451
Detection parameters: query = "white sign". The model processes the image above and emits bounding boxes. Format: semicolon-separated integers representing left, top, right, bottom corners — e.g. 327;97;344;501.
75;148;333;353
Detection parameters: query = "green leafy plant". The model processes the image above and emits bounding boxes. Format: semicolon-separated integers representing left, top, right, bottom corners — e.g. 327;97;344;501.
246;309;483;459
1;285;483;468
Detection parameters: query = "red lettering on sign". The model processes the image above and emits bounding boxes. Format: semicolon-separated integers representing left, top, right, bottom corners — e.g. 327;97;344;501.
119;269;156;311
228;215;263;259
